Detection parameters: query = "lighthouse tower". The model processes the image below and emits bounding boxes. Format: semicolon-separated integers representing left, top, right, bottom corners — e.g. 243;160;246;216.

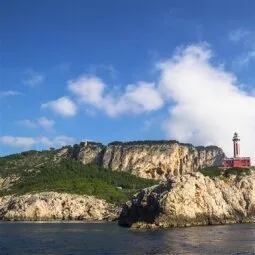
233;132;240;158
223;132;251;168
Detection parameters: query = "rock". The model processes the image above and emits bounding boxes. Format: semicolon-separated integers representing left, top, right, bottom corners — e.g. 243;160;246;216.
0;192;120;221
102;143;224;180
69;142;105;165
0;175;20;190
119;172;255;228
70;141;224;180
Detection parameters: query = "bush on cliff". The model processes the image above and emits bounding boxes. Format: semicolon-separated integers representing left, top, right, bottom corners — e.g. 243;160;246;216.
199;167;221;177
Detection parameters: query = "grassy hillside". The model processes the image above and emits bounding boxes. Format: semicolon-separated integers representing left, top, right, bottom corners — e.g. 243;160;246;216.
0;150;157;205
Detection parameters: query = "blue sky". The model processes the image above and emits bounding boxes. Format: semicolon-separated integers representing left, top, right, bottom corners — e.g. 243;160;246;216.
1;0;255;158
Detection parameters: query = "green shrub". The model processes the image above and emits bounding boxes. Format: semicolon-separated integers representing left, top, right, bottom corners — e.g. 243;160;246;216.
224;167;251;178
199;167;221;177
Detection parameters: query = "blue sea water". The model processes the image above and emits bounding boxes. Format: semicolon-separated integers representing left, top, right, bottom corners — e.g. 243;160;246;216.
1;222;255;255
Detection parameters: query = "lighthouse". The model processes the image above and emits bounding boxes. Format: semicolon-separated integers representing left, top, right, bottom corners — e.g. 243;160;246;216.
223;132;251;168
233;132;240;158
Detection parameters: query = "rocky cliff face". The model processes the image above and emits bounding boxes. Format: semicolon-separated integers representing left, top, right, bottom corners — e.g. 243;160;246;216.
0;192;119;221
69;141;224;180
119;172;255;228
68;142;105;165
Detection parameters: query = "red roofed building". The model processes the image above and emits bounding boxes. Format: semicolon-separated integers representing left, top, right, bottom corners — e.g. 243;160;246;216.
223;132;251;168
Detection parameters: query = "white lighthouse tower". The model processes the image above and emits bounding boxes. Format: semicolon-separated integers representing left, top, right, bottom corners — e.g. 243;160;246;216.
233;132;240;158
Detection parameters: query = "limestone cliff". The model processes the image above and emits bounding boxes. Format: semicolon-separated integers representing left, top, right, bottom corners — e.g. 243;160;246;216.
69;141;224;180
68;142;105;165
0;192;119;221
119;172;255;228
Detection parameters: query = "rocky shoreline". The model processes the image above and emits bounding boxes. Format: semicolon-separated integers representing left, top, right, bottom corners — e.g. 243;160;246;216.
0;192;120;221
2;172;255;229
118;172;255;229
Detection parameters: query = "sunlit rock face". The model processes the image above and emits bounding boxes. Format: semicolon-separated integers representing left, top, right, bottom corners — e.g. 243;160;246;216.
119;172;255;228
0;192;119;221
70;141;224;180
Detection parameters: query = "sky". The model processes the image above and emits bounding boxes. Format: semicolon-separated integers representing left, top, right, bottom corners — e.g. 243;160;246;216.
1;0;255;162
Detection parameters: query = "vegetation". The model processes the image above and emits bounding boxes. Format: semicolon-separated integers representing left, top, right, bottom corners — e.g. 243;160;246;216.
199;166;254;180
108;140;194;147
0;151;157;205
199;166;221;178
0;149;58;177
195;145;221;151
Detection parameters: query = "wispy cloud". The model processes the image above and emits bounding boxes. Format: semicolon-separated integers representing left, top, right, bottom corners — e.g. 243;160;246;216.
235;50;255;68
0;90;23;98
229;28;255;68
0;136;36;148
23;69;44;87
19;119;37;129
19;117;55;131
0;135;75;148
228;28;252;43
37;117;55;131
86;64;118;79
41;97;77;117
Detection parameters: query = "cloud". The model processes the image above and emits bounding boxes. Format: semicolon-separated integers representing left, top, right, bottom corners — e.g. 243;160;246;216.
235;50;255;68
86;64;118;78
41;97;77;117
0;136;36;148
229;29;255;68
157;44;255;162
68;76;164;117
19;119;37;129
23;69;44;87
68;76;105;106
37;136;75;147
37;117;55;131
228;29;252;43
0;90;23;97
0;136;75;148
19;117;55;131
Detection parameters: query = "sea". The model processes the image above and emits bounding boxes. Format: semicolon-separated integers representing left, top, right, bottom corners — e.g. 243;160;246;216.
0;222;255;255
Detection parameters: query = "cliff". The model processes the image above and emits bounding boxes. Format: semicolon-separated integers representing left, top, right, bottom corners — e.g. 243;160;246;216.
118;171;255;228
69;141;224;180
0;192;119;221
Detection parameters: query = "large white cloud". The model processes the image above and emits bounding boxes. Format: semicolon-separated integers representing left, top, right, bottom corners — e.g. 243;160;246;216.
158;44;255;162
68;76;163;117
41;97;77;117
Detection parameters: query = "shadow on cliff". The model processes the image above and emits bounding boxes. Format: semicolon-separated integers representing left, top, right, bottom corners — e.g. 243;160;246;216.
118;181;172;227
